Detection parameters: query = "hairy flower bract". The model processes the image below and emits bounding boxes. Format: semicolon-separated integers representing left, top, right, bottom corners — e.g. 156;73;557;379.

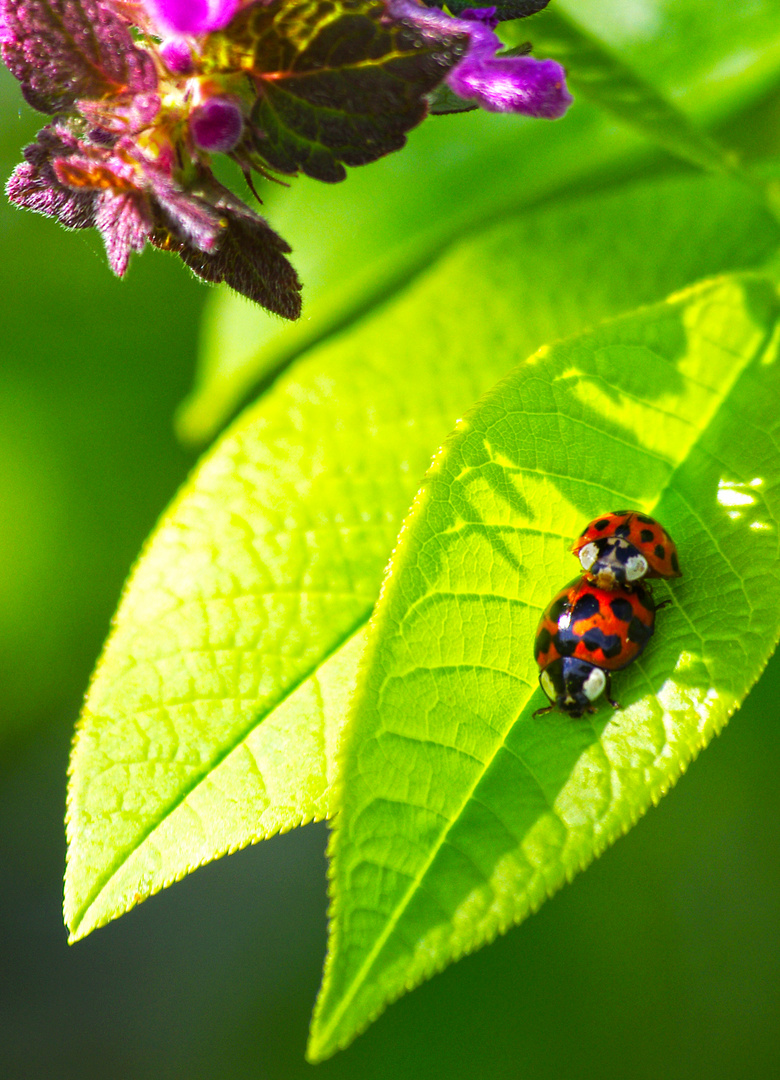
0;0;571;314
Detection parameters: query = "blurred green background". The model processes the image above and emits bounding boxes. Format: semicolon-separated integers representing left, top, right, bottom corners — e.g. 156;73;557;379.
2;9;780;1076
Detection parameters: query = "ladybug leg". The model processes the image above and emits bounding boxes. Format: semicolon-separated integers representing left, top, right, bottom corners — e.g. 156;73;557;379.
604;673;621;710
533;703;555;718
655;598;673;611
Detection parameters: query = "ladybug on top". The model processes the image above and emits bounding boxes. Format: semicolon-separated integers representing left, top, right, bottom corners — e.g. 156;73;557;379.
571;510;681;590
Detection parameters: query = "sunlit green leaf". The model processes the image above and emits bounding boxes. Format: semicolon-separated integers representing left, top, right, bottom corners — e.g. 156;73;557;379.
65;171;780;941
308;271;780;1060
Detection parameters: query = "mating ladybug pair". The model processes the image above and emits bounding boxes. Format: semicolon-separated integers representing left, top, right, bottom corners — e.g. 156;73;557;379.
534;511;681;718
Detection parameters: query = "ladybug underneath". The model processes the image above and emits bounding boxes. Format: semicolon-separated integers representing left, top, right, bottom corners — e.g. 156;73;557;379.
571;510;681;590
534;576;656;718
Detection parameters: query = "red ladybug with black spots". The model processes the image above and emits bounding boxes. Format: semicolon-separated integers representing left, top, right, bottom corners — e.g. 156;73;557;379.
571;510;681;590
534;576;656;717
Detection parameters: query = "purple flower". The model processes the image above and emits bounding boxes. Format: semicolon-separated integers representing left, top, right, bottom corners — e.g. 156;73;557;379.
0;0;301;315
449;9;572;116
144;0;239;34
389;0;572;118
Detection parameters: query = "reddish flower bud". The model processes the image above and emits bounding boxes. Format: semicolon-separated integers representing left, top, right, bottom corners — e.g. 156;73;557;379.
190;97;244;153
159;37;194;75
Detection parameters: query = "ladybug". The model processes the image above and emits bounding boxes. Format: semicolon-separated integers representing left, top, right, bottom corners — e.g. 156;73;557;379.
534;576;656;717
571;510;681;590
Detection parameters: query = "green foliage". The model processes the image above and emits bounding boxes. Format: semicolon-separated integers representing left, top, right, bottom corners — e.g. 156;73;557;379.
176;100;628;443
61;0;780;1065
65;169;780;941
514;9;743;176
557;0;780;120
308;271;780;1058
178;0;780;444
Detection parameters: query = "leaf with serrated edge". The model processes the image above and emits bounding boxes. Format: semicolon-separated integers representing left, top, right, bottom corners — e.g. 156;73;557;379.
65;172;780;941
308;271;780;1060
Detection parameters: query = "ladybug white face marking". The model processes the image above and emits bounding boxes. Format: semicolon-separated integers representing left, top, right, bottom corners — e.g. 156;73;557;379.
582;666;606;702
579;541;599;571
625;552;648;581
541;670;556;701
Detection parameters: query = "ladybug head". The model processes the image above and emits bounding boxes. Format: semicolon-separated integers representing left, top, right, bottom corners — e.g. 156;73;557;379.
539;657;607;717
578;536;648;589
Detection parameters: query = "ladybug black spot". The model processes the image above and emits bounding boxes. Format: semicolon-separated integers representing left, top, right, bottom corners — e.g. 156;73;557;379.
613;509;631;516
627;616;653;646
634;586;654;612
549;595;569;622
534;627;552;660
593;518;610;531
553;632;577;657
582;628;623;658
671;551;680;573
640;529;654;543
637;514;655;525
654;544;665;560
571;592;600;620
610;597;634;622
614;523;631;539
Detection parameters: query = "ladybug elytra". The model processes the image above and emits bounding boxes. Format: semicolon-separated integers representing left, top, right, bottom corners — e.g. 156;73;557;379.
534;576;656;718
572;510;681;590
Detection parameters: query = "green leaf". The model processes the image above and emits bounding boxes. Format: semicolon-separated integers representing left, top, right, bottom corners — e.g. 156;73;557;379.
556;0;780;121
517;9;744;176
176;100;633;443
202;0;468;183
65;171;780;941
308;271;780;1060
180;0;780;443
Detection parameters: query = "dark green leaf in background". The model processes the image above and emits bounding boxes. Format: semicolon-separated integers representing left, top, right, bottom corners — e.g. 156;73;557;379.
203;0;468;182
309;271;780;1058
506;8;744;177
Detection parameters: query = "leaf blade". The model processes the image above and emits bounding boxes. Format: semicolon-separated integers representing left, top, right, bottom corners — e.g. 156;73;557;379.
308;272;780;1059
518;9;742;176
65;172;780;940
203;0;468;182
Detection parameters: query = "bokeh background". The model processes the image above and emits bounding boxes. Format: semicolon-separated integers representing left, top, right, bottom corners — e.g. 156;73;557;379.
2;5;780;1076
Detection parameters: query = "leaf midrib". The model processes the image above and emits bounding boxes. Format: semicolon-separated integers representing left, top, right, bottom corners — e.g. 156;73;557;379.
312;275;778;1053
68;614;370;937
